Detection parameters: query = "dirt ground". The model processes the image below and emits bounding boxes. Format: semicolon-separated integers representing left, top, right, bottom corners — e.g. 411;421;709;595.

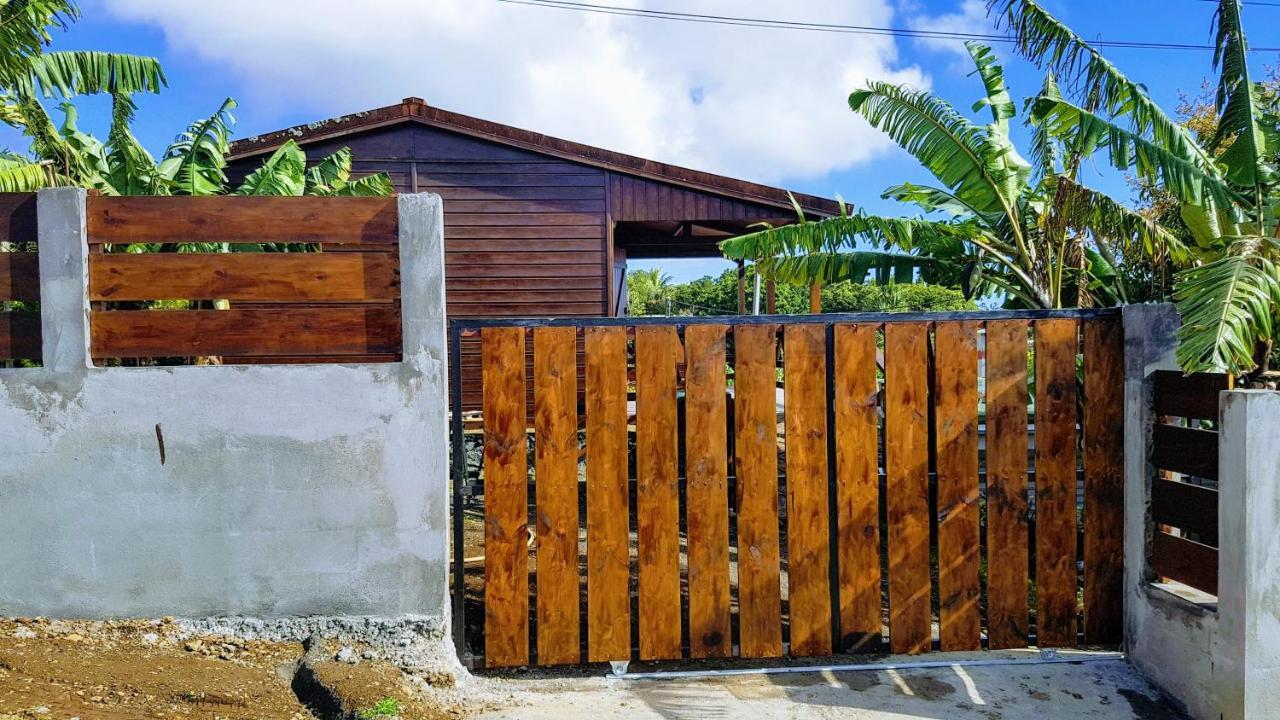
0;618;466;719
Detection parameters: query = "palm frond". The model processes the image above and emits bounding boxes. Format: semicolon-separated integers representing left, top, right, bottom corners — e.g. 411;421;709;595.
988;0;1214;170
0;155;50;192
1175;235;1280;373
1210;0;1273;195
327;172;393;197
19;51;166;98
1048;174;1193;265
103;93;165;196
304;147;352;194
966;41;1032;186
850;82;1024;217
0;0;77;88
235;140;306;196
768;250;950;286
1031;95;1238;210
882;182;981;217
158;98;235;196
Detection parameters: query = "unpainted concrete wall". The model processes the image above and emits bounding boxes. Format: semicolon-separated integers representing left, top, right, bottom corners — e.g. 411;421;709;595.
1122;304;1280;720
0;190;450;625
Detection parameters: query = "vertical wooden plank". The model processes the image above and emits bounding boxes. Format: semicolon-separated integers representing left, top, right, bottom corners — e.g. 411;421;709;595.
733;324;783;658
783;324;832;656
933;322;982;651
483;327;529;668
1083;317;1124;644
985;320;1030;650
533;327;580;665
834;324;881;653
1034;318;1080;648
884;323;932;655
685;324;732;659
635;325;683;660
585;326;631;662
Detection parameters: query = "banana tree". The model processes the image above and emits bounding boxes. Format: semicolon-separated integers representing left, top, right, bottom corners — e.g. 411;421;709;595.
0;0;166;190
993;0;1280;375
721;41;1182;310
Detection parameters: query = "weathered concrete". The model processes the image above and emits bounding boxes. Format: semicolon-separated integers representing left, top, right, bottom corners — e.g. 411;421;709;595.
0;190;451;627
1215;390;1280;719
474;653;1187;720
1121;303;1280;719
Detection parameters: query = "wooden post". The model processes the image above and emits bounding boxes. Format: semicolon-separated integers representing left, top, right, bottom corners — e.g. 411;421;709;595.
766;278;776;314
809;282;821;314
737;260;747;315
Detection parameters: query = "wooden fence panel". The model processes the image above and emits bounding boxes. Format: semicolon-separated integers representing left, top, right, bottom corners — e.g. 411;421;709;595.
933;321;981;651
833;324;881;653
482;327;529;667
1034;318;1080;648
1153;532;1218;595
1083;317;1125;644
684;324;732;659
783;324;832;657
532;327;580;665
883;323;932;655
1152;371;1232;420
1151;479;1218;544
1152;425;1219;480
733;324;783;658
0;253;39;301
89;252;399;302
0;311;41;360
0;193;37;241
87;196;398;245
584;327;631;663
91;307;401;359
985;320;1030;650
634;326;682;661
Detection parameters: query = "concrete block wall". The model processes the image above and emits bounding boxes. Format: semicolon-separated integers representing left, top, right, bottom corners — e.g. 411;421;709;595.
1122;304;1280;720
0;190;450;626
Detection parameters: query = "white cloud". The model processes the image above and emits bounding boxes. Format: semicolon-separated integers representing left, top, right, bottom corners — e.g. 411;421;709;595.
102;0;931;185
906;0;990;59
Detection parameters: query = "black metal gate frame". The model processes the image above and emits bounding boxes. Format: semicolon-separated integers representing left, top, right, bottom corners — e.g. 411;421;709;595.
448;307;1120;666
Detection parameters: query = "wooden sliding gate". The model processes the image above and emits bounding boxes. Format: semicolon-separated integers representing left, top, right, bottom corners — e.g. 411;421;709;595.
450;310;1126;668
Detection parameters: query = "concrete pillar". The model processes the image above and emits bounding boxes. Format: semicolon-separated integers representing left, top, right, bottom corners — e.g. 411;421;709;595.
1214;390;1280;719
35;188;90;373
1121;303;1180;597
398;192;447;359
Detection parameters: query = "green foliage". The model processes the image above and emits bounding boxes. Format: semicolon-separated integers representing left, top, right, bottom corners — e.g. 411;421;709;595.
356;697;402;720
626;266;974;317
722;41;1174;312
999;0;1280;374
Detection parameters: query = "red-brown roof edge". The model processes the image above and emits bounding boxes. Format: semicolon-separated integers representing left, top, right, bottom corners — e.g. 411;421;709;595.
227;98;843;217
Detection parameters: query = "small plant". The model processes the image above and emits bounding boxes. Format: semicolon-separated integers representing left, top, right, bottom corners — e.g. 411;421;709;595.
356;697;402;720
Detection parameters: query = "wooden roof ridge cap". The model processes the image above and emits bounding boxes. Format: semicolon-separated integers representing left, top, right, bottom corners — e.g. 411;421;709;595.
227;97;844;216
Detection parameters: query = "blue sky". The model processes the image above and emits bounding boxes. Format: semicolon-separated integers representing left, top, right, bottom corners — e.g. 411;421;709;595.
6;0;1277;282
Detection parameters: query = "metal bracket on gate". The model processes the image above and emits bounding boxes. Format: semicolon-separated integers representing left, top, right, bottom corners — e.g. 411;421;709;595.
608;661;630;678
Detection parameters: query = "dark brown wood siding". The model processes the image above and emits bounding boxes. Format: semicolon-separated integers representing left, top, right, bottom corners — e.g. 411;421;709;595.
608;173;794;223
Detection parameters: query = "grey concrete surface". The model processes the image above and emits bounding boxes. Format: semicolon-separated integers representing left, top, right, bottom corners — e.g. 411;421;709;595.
476;654;1186;720
1216;390;1280;719
0;190;451;624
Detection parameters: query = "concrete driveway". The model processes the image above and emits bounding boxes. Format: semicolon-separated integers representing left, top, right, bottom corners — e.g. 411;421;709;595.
475;652;1186;720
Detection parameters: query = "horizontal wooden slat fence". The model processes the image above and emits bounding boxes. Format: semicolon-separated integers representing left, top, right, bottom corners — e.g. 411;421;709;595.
451;310;1128;668
1149;370;1230;597
0;193;40;365
85;195;401;364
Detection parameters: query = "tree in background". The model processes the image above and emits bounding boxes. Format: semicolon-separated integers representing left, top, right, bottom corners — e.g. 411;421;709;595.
0;0;165;190
625;266;974;317
720;42;1182;313
626;268;675;316
995;0;1279;376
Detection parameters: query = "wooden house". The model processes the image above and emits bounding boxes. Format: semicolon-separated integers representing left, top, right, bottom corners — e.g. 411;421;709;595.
226;97;840;319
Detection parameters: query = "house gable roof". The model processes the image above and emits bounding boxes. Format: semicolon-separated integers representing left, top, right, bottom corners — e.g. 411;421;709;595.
227;97;842;217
